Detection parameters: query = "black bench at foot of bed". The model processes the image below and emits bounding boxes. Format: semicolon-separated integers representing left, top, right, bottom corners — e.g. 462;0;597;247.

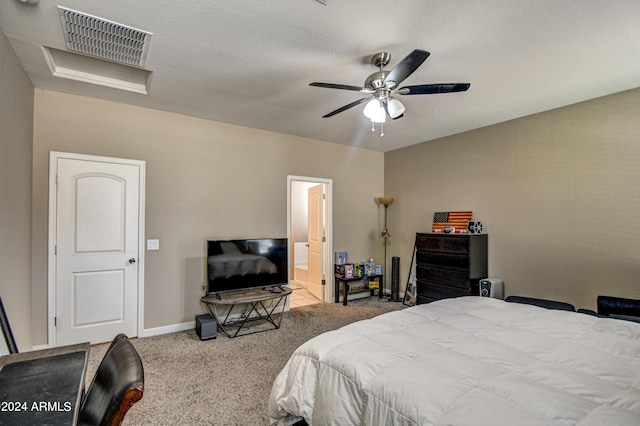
506;294;640;323
505;295;575;311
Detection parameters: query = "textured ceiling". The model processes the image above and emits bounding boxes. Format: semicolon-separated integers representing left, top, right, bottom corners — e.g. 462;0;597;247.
2;0;640;152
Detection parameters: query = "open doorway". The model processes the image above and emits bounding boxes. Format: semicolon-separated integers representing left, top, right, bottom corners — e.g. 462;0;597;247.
287;176;332;307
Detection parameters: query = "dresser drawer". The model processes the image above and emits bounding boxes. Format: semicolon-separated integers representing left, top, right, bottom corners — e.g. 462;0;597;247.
416;281;470;300
416;251;469;270
416;295;438;305
416;266;469;288
415;234;470;254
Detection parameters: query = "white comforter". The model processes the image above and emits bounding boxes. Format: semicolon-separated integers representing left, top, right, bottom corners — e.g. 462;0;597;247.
269;297;640;425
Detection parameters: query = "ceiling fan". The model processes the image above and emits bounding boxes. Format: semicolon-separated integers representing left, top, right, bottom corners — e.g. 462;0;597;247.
310;49;470;136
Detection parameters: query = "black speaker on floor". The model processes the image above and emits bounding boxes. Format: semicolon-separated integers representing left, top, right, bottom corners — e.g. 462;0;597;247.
391;256;401;302
196;314;217;340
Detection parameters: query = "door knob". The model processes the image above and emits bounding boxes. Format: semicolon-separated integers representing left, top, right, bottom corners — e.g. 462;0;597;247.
129;258;136;264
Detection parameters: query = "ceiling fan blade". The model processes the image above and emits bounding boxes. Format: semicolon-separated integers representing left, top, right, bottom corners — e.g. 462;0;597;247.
399;83;470;95
310;82;367;92
322;97;371;118
383;49;430;87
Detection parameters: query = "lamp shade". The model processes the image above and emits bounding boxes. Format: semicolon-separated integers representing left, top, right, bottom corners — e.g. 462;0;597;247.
363;99;380;118
378;197;394;206
387;98;405;119
363;99;386;123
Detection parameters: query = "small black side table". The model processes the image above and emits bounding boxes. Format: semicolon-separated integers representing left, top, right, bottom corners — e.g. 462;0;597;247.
334;274;383;306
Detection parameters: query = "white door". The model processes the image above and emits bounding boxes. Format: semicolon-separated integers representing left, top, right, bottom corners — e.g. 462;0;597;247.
307;184;324;301
50;153;144;346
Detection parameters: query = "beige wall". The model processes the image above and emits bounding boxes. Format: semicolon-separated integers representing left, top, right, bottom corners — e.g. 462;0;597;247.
385;88;640;310
5;23;638;346
0;29;34;351
31;89;384;345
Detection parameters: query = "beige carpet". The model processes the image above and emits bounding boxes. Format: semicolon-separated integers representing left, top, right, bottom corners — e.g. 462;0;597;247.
86;298;406;426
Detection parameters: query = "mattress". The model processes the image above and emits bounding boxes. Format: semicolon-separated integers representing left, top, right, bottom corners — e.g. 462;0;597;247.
268;296;640;425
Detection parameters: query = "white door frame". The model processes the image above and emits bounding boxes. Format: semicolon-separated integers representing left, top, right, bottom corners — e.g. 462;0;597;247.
287;175;333;303
47;151;146;347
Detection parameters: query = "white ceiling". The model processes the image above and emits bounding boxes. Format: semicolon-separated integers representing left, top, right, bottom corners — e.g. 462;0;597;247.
2;0;640;152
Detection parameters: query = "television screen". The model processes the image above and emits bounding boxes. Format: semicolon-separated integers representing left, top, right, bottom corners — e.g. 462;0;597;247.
206;238;288;294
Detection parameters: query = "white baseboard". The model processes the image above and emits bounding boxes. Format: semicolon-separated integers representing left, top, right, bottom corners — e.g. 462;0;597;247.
138;306;290;338
29;319;208;350
32;344;50;351
36;292;393;347
139;320;196;338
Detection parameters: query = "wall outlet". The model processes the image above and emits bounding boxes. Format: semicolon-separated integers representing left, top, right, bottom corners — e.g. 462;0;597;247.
147;239;159;250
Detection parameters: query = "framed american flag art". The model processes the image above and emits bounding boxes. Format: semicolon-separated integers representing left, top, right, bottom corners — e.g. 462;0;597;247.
432;211;473;233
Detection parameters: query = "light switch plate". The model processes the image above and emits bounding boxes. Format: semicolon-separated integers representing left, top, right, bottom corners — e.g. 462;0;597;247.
147;239;159;250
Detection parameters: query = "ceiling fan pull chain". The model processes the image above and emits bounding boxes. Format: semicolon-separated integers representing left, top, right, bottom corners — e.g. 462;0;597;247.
371;122;375;132
380;123;384;138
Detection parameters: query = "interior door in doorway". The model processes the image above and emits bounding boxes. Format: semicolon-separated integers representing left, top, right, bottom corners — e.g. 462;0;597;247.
307;184;324;301
51;154;143;346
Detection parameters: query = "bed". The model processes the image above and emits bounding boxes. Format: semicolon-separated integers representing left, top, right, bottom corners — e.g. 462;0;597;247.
268;296;640;425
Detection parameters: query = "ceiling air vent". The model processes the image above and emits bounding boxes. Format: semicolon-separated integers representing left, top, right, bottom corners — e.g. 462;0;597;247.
57;6;152;68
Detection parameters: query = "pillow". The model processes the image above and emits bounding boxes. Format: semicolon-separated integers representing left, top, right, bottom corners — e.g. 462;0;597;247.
220;242;242;255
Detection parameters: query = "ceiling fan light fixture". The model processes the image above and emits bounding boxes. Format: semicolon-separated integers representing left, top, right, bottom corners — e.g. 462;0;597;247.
363;98;380;118
371;112;386;123
387;98;405;119
363;98;386;123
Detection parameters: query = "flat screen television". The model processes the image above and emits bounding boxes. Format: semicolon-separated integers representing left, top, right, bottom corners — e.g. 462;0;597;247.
206;238;288;294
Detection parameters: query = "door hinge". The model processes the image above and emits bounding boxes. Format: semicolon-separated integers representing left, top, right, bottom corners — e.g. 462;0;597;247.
55;174;58;185
322;279;326;286
54;245;57;255
54;316;57;327
322;236;326;242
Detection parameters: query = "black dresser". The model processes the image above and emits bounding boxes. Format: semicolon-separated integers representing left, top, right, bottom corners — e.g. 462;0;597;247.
415;233;488;304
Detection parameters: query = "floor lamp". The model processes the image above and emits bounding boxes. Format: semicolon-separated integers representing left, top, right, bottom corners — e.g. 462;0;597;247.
378;197;394;299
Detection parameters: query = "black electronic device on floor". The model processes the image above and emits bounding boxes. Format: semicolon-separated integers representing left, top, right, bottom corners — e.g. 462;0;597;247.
195;314;217;340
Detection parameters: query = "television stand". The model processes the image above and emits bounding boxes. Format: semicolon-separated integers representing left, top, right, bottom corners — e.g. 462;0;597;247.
200;286;292;338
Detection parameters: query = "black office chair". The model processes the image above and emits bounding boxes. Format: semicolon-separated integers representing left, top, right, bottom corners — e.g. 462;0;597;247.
0;295;18;354
78;333;144;426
